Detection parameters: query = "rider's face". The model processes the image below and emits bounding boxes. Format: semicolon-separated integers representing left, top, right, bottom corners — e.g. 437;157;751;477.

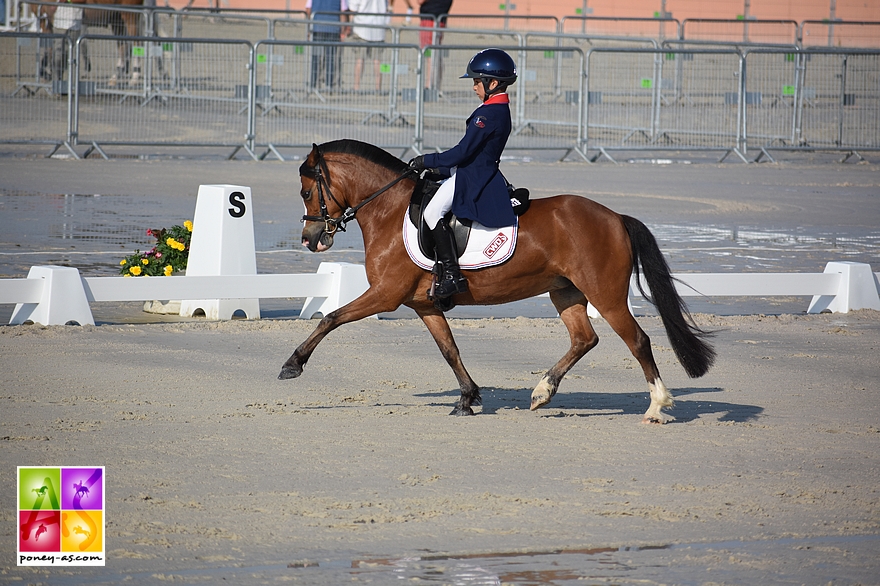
474;78;499;101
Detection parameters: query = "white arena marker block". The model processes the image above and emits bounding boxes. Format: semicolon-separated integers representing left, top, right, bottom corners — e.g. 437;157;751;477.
300;262;372;319
807;261;880;314
179;185;261;320
10;266;95;326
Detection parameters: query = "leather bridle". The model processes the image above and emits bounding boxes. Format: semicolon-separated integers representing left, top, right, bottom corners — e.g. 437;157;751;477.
301;147;416;235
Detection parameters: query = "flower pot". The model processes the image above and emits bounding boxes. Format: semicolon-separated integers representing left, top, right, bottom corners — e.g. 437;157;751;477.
142;299;182;314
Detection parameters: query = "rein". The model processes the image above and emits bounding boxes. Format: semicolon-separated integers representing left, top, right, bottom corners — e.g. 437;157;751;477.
302;148;416;235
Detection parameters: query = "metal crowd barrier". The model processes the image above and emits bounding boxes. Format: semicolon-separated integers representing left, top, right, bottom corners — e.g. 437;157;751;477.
177;7;307;19
583;48;747;163
271;18;312;43
0;31;75;155
746;48;880;162
560;15;680;41
22;1;152;35
156;10;272;44
307;11;557;34
681;18;800;46
800;20;880;49
525;31;658;108
443;14;558;33
2;28;879;162
250;39;421;160
66;34;255;159
526;30;659;50
303;10;436;35
413;44;586;159
739;49;802;152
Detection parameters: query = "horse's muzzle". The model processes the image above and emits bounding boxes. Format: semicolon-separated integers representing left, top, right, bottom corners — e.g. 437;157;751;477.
302;224;334;252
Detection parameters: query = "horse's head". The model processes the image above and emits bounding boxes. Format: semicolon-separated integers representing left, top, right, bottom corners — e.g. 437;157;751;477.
299;144;342;252
298;140;415;253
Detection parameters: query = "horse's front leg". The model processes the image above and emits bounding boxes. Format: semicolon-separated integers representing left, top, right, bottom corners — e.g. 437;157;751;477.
130;51;141;84
125;14;141;84
277;314;335;380
414;307;481;416
278;287;401;380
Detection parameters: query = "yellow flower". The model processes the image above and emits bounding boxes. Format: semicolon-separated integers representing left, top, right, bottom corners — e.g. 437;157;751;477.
123;274;131;278
184;220;193;232
164;265;173;276
166;237;186;251
129;266;142;276
142;258;149;265
120;259;127;266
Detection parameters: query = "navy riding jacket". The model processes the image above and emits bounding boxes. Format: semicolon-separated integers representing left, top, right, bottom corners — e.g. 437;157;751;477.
422;93;516;228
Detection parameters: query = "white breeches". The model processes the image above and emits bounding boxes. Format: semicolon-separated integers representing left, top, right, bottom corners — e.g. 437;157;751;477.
423;172;457;230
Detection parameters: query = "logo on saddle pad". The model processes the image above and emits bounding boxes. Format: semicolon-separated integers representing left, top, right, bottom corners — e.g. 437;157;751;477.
483;233;508;258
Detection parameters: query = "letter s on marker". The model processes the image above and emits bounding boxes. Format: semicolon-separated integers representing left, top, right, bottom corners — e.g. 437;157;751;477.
228;191;246;218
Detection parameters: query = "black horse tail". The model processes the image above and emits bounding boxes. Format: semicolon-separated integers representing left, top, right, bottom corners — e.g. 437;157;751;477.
622;215;716;378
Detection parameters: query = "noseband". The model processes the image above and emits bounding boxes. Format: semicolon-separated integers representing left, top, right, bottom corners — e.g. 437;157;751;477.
301;148;416;235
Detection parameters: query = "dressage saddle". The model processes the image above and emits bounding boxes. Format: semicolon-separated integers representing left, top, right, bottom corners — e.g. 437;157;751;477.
408;172;530;260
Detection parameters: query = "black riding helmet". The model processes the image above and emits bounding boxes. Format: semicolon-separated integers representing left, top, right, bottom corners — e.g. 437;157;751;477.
460;48;517;102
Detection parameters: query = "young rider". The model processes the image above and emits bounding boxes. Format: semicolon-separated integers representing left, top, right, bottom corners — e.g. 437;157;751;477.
409;48;518;299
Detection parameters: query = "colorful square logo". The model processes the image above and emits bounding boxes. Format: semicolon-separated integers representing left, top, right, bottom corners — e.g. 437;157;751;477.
17;467;105;566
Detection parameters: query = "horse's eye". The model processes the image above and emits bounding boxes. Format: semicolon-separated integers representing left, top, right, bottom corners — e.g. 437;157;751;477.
301;189;311;201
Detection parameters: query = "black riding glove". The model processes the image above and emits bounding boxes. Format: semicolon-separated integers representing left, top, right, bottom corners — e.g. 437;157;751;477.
408;155;426;171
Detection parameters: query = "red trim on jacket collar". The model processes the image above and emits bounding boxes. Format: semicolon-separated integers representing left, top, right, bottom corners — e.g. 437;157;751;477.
482;93;510;105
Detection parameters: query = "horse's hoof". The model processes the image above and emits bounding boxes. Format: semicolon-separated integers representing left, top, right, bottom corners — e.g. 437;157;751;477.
530;378;554;411
449;405;475;416
278;363;303;380
530;396;551;411
641;413;675;425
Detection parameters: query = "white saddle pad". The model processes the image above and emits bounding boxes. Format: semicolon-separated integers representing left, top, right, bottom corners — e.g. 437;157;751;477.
403;214;517;271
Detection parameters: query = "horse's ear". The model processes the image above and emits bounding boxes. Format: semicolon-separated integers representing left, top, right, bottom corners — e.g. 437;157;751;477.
300;144;321;179
306;143;320;166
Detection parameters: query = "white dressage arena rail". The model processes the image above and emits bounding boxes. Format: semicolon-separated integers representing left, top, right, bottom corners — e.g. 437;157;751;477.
0;183;365;326
1;185;877;326
1;261;878;326
2;262;371;326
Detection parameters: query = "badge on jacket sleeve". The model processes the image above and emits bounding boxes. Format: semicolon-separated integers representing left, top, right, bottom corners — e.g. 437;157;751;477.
473;116;487;129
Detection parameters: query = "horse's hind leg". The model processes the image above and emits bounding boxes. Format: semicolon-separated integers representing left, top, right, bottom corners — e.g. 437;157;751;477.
531;285;599;410
415;307;481;416
600;303;674;424
108;42;127;86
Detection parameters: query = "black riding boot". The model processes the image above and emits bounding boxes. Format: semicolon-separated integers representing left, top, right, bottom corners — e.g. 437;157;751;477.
430;221;468;299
